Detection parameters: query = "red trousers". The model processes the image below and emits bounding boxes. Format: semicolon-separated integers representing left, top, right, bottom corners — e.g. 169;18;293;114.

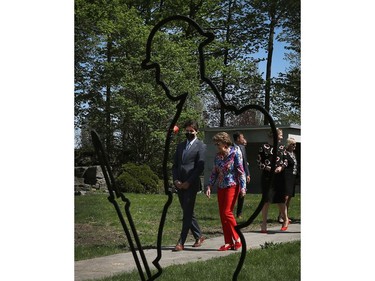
217;186;239;244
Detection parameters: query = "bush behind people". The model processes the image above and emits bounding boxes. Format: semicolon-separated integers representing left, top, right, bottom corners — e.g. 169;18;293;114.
116;163;162;194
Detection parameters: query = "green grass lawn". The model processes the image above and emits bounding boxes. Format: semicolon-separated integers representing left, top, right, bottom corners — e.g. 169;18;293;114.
75;192;300;261
95;241;301;281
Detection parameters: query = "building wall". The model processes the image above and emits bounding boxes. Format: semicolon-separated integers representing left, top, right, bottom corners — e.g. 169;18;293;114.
203;125;301;194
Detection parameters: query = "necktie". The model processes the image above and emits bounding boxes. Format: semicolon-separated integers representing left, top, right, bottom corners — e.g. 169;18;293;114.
183;142;191;161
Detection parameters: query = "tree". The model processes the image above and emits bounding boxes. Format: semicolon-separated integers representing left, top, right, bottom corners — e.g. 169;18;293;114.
273;0;300;124
202;0;265;127
75;0;300;175
75;0;208;174
75;0;156;164
244;0;300;125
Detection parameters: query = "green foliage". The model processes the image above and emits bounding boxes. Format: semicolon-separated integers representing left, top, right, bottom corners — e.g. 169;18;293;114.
116;163;161;194
75;0;300;172
260;241;280;249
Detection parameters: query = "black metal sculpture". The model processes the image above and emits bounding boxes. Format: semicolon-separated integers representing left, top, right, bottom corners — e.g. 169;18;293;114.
91;130;156;280
91;15;279;281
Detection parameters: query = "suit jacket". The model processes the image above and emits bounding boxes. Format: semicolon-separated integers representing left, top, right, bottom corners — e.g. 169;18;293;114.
172;139;206;191
238;144;250;178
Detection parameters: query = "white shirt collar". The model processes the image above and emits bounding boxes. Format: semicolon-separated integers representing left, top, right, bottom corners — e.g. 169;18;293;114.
187;137;197;146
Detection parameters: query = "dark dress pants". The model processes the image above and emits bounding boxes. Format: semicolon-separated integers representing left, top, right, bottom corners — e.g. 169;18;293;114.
236;195;244;217
177;187;202;245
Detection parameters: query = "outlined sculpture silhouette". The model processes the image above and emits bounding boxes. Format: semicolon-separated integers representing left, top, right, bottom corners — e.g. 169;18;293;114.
142;15;279;281
91;15;279;281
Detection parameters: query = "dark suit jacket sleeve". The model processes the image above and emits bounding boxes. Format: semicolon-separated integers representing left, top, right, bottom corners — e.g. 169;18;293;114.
240;144;250;177
186;141;206;185
172;143;182;182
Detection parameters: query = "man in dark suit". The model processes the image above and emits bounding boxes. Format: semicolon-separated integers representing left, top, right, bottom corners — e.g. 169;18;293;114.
233;131;251;219
172;120;206;251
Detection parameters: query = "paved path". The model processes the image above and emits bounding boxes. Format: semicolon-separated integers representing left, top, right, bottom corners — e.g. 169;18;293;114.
75;223;301;281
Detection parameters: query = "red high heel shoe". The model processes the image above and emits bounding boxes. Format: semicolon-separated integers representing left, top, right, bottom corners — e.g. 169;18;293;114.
281;220;289;231
218;244;232;251
232;241;242;250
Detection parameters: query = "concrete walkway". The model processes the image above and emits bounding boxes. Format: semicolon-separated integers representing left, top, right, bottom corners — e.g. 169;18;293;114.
75;223;301;281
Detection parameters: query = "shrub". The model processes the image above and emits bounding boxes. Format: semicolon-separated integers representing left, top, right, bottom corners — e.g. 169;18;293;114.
116;163;161;194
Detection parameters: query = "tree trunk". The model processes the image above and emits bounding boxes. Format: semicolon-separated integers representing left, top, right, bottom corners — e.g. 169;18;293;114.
219;0;234;127
264;15;276;125
105;38;112;155
220;74;226;127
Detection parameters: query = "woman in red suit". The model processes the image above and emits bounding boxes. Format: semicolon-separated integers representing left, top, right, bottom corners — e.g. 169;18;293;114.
205;132;246;251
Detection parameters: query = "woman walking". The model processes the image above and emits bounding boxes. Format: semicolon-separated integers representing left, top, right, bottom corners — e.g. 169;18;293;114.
284;137;298;218
205;132;246;251
257;128;289;233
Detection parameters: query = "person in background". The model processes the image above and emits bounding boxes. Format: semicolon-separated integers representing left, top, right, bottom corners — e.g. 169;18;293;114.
172;120;206;251
232;131;251;219
283;137;298;222
205;132;246;251
257;128;289;233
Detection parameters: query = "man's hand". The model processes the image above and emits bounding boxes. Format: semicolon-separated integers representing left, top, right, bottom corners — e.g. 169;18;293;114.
174;180;182;189
174;180;190;190
179;181;190;190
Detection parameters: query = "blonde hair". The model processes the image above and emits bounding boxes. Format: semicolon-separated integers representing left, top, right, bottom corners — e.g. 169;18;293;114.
212;132;232;147
286;137;296;147
267;128;282;138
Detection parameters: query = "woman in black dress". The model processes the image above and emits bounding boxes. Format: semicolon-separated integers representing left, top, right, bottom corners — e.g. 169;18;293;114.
284;137;298;218
257;128;289;233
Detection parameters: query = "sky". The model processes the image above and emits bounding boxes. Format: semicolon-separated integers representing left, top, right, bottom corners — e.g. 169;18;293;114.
256;39;290;78
1;1;375;280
